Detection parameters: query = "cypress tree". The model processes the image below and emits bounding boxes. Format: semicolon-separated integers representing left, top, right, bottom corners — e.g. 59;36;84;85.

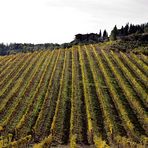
98;30;102;38
103;30;108;40
110;25;118;41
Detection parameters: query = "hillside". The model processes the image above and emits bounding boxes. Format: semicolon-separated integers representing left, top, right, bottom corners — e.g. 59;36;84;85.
0;45;148;147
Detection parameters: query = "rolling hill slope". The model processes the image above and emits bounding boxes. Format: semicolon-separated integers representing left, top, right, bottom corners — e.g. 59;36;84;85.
0;45;148;147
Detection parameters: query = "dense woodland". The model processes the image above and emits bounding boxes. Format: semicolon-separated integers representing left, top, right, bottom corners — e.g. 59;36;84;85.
0;22;148;55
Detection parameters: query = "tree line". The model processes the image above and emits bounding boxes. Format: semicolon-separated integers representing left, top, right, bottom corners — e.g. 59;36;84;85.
0;43;60;55
110;23;148;40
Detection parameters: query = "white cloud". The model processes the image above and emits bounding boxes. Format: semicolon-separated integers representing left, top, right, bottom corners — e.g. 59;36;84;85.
0;0;147;44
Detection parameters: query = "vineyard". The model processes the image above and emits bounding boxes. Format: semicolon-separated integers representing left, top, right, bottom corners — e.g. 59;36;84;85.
0;45;147;147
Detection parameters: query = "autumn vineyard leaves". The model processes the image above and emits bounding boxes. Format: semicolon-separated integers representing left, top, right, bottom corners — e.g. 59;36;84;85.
0;45;147;147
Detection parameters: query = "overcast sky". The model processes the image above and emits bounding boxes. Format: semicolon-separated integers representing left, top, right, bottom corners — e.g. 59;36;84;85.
0;0;147;44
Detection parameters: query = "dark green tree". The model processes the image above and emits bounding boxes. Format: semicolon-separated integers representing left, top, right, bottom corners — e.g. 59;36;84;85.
110;25;118;40
98;30;102;38
124;23;129;35
103;30;108;40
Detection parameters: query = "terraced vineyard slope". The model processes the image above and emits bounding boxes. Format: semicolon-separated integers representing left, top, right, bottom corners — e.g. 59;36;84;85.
0;45;148;148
